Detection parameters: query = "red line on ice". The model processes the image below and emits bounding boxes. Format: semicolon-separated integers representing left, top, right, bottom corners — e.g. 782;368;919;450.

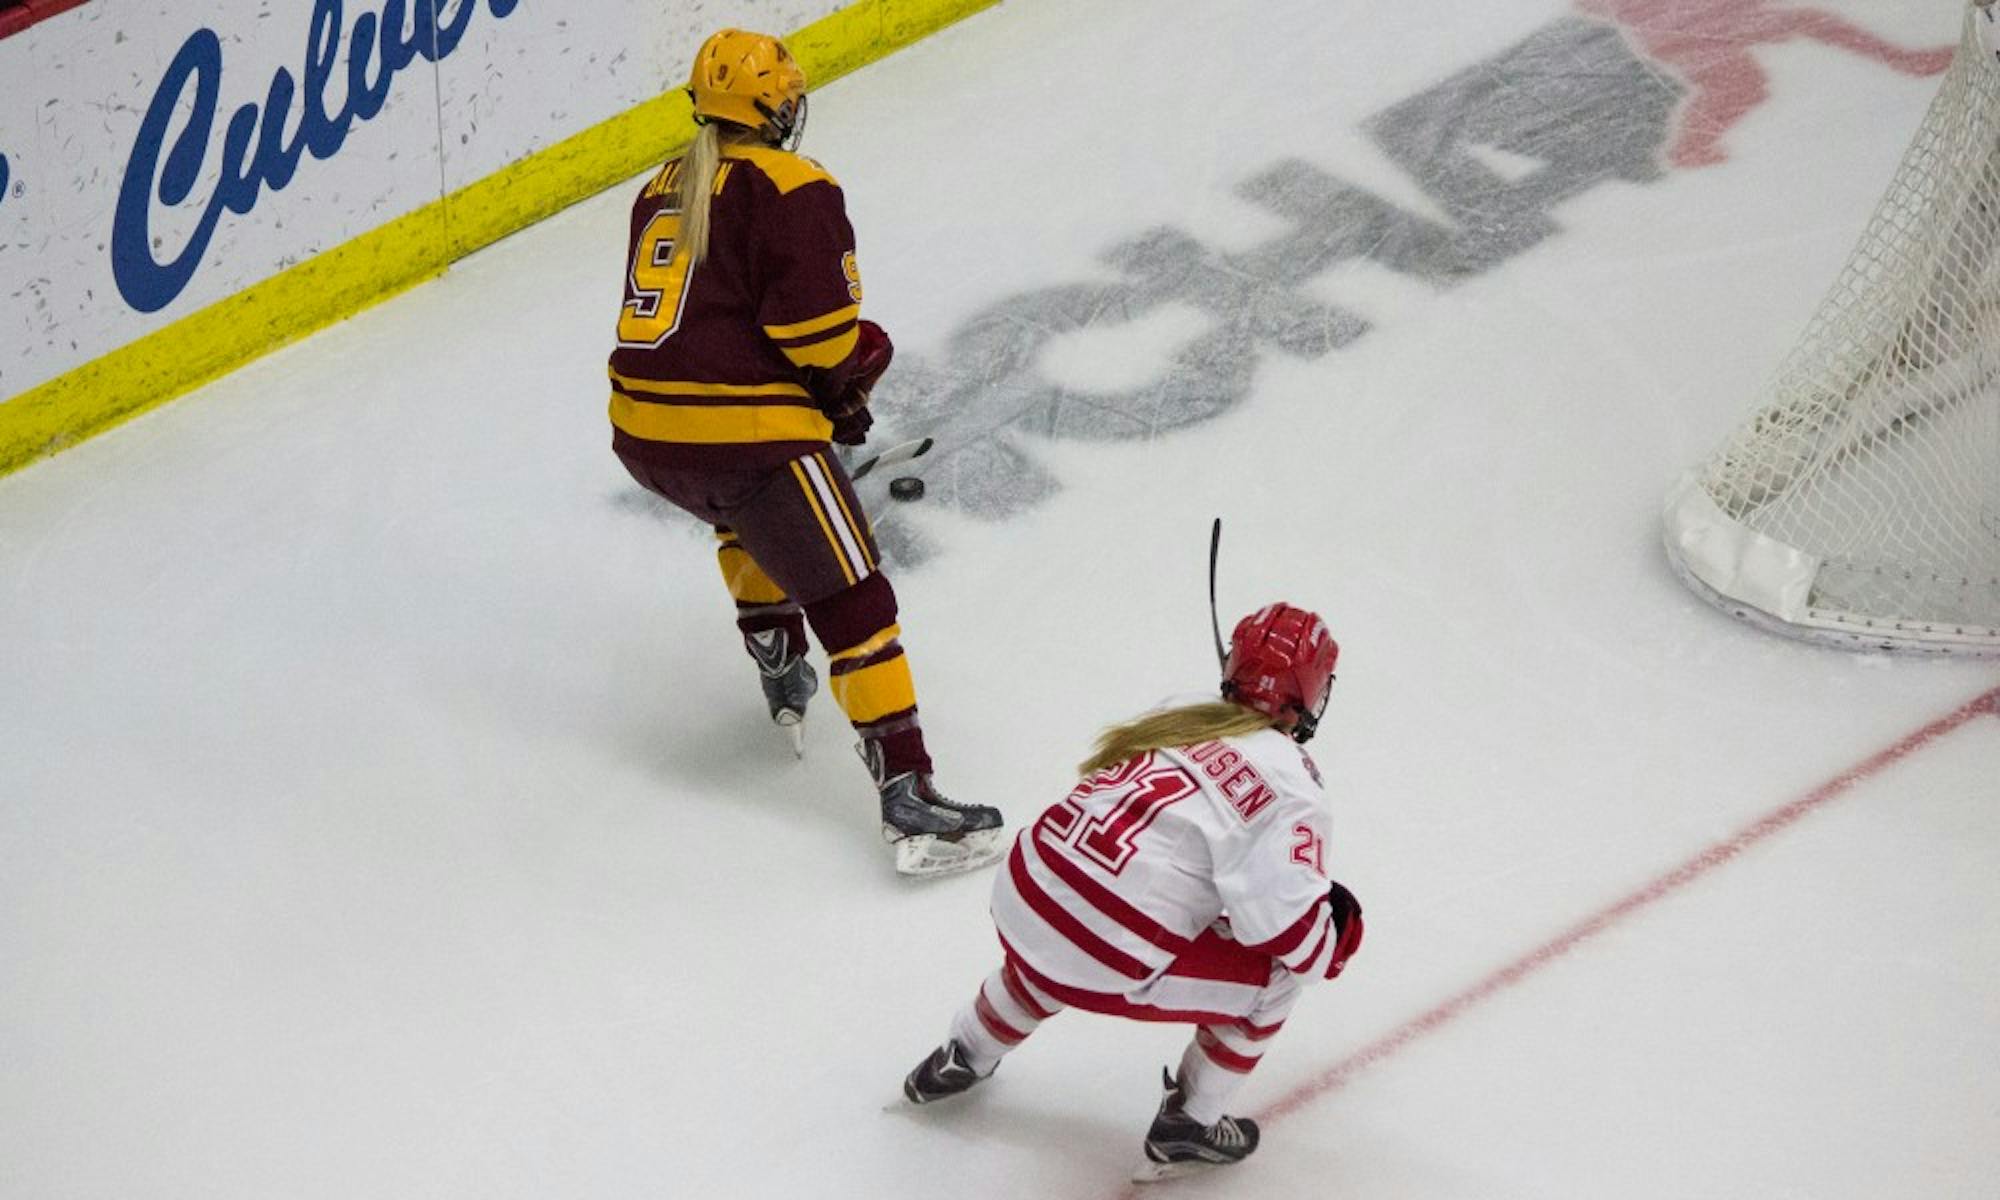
1268;684;2000;1121
1108;684;1997;1197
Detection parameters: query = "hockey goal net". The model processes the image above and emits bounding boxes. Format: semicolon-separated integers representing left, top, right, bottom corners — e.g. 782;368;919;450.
1663;0;2000;656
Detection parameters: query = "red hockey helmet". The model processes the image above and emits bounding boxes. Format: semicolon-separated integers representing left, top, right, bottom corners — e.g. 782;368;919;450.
1221;603;1339;743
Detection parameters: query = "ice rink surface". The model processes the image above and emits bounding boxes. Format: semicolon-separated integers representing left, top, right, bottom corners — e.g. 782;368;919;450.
4;1;1999;1196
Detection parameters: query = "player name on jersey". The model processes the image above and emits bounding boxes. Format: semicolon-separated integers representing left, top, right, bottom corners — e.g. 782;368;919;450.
1180;740;1279;822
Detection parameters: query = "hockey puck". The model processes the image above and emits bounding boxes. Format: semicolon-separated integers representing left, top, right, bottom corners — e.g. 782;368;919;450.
889;476;925;502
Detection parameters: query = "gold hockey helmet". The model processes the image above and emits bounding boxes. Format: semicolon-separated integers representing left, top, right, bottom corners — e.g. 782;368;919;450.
687;29;808;147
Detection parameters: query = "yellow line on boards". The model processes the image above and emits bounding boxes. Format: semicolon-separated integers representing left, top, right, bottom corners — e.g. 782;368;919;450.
0;0;997;479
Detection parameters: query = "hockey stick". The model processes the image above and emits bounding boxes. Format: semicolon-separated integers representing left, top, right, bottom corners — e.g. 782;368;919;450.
1208;517;1227;670
849;437;935;481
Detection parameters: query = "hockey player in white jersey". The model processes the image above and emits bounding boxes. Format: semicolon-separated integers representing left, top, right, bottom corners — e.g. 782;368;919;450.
900;602;1364;1179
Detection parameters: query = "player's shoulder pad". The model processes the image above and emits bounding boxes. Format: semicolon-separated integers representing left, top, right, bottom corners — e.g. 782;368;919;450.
1243;727;1325;803
1294;744;1323;788
726;144;841;195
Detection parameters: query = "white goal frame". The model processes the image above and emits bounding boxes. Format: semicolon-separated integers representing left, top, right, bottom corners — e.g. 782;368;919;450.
1663;0;2000;657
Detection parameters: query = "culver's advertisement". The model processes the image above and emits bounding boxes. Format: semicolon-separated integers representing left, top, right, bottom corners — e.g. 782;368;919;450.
0;0;843;402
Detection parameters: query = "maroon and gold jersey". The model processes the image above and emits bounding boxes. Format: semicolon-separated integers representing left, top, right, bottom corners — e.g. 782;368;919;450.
608;143;867;469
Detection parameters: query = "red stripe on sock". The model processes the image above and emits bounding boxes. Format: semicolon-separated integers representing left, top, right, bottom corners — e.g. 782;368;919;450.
974;992;1027;1046
1195;1027;1262;1074
1001;961;1058;1021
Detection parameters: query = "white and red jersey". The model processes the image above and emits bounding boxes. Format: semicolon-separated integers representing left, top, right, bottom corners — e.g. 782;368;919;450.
991;707;1344;1009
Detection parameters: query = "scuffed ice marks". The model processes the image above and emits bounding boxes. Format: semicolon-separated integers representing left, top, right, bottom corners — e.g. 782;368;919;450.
860;17;1680;566
626;16;1684;569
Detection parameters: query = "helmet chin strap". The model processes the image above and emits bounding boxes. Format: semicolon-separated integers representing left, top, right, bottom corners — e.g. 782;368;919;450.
758;95;808;151
1223;682;1322;745
1289;680;1334;744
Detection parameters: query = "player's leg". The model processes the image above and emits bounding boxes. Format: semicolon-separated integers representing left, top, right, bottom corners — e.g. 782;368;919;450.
725;451;1003;874
904;959;1064;1103
611;450;820;740
1153;977;1299;1151
714;526;816;736
1133;932;1307;1174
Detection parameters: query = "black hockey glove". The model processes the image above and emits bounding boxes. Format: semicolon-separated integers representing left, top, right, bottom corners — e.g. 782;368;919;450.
1325;879;1364;979
830;404;873;446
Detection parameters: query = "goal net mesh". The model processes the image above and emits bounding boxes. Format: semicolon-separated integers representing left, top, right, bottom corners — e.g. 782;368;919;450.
1666;3;2000;654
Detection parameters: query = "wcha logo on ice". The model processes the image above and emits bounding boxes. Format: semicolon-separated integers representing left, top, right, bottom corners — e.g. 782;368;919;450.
110;0;521;314
834;0;1954;565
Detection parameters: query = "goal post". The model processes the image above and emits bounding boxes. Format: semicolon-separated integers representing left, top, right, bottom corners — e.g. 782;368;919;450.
1662;0;2000;656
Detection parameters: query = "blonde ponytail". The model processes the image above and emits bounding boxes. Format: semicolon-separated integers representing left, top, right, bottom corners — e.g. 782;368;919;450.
673;123;724;266
1077;701;1277;777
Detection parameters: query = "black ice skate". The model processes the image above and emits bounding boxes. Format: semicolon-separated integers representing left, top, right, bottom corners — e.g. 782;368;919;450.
1132;1068;1261;1183
747;629;817;756
878;771;1006;878
861;741;1005;879
902;1039;991;1104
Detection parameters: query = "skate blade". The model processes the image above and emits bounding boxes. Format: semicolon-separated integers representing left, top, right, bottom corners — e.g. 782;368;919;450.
773;710;804;758
889;827;1006;879
1131;1158;1224;1184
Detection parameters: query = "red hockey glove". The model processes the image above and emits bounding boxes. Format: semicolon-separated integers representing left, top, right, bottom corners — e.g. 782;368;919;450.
850;318;893;396
830;404;873;446
1324;879;1364;979
822;321;890;443
814;321;889;444
824;320;894;416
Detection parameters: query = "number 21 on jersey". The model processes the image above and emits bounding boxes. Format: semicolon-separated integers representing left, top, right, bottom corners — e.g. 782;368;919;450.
1039;752;1200;875
1290;823;1325;876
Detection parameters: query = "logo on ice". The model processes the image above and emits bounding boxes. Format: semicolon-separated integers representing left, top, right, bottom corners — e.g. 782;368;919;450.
851;2;1954;567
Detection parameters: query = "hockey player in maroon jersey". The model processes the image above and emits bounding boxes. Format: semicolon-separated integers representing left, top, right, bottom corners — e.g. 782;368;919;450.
901;604;1364;1178
607;29;1002;878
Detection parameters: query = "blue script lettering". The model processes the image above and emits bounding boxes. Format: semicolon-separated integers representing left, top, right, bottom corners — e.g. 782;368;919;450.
113;0;521;314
